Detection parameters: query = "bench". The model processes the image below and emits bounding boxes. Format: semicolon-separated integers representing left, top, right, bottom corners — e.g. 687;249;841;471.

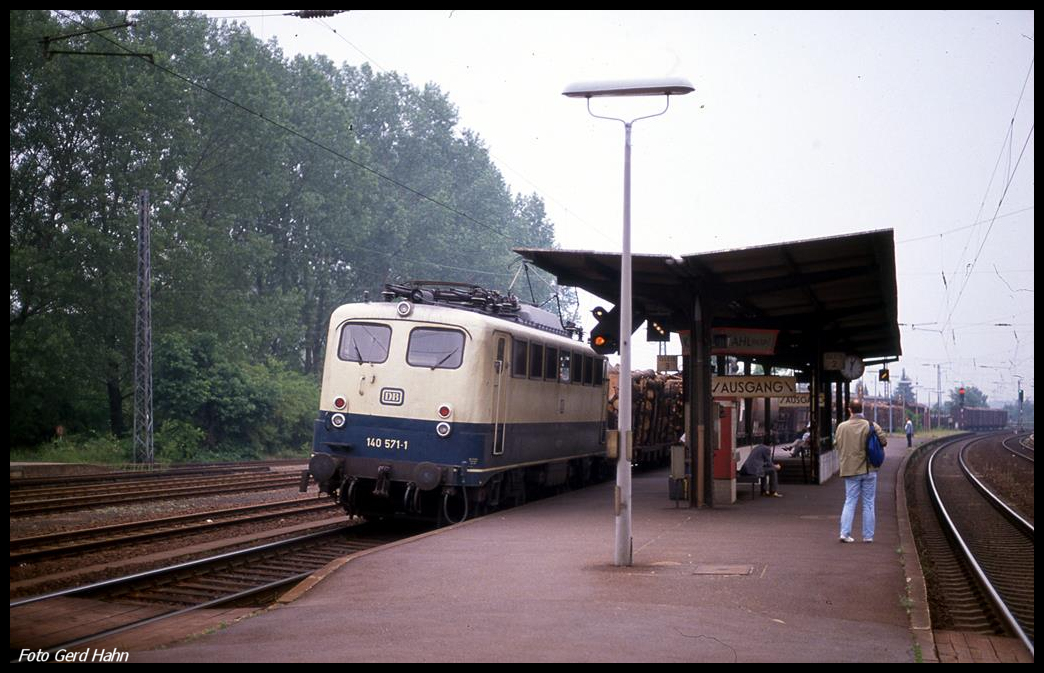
736;471;761;499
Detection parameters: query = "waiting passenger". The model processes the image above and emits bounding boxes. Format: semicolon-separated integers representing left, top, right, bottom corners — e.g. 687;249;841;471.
739;444;782;498
789;425;811;458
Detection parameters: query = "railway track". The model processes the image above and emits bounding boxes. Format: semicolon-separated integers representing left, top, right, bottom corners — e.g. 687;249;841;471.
1001;433;1035;462
10;521;429;655
906;433;1034;657
10;473;304;516
9;463;283;491
10;497;340;564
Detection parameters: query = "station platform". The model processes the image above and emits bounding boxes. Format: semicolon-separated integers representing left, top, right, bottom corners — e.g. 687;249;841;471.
135;436;936;663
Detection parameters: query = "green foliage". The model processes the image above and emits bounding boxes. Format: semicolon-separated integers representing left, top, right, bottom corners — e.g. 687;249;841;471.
154;419;205;463
10;433;131;465
154;331;318;459
946;384;988;411
1003;398;1032;429
10;10;563;459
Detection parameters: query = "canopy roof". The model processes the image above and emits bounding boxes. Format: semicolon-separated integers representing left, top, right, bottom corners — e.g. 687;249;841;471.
516;229;900;370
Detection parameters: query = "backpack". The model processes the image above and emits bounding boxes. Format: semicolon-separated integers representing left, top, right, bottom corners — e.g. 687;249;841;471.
865;421;885;468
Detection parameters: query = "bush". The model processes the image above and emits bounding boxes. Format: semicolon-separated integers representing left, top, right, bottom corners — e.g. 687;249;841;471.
154;331;318;459
10;432;131;465
154;418;205;463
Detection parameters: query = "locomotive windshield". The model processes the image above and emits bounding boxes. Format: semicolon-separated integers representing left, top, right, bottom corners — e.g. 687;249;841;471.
407;327;465;370
339;323;392;363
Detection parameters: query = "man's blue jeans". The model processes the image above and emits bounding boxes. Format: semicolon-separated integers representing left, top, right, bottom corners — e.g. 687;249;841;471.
840;471;877;540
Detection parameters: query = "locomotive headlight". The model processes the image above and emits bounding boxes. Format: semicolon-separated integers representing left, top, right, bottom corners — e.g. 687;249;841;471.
435;421;452;438
396;300;413;317
330;413;346;428
333;396;347;410
437;404;453;419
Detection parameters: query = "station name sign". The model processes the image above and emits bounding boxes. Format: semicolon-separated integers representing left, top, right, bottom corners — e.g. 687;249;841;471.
711;328;779;355
711;376;797;398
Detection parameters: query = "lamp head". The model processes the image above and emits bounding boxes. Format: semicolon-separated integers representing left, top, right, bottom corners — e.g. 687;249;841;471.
562;77;694;98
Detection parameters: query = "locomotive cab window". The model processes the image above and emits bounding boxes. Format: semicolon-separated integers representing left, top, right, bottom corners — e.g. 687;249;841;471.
407;328;465;370
339;322;392;364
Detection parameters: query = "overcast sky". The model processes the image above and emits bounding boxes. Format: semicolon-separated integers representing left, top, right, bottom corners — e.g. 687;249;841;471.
205;10;1034;406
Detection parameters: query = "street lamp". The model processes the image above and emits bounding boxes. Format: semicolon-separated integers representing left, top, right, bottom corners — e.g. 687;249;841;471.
563;77;694;567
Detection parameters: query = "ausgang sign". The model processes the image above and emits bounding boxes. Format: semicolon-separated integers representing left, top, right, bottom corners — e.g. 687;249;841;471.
711;376;797;398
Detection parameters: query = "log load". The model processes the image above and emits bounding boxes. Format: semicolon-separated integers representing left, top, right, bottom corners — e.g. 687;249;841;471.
607;366;685;448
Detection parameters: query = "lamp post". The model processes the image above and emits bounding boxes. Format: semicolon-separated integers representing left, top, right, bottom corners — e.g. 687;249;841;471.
563;77;694;567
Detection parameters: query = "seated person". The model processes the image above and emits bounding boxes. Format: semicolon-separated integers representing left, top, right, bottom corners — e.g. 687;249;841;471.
740;444;782;497
789;425;811;457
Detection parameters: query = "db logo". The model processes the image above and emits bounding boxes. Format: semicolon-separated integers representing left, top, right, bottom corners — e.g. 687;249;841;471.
380;388;405;406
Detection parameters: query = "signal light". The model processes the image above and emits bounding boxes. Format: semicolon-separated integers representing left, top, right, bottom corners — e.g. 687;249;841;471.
589;306;620;355
647;320;669;342
959;387;966;406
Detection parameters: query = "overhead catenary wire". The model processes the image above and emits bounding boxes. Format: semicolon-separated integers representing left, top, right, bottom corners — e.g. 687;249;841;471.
312;12;616;247
939;56;1035;332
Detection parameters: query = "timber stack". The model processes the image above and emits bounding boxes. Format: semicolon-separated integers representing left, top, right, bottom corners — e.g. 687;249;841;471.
607;366;685;448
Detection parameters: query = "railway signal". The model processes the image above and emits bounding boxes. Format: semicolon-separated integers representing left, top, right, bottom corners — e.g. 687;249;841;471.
590;306;620;355
646;319;669;342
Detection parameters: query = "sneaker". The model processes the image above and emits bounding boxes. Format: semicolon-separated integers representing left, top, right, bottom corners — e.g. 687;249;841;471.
862;538;874;543
769;492;783;498
839;535;855;543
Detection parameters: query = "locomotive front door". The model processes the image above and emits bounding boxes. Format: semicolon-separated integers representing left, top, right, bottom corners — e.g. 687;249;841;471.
491;334;509;456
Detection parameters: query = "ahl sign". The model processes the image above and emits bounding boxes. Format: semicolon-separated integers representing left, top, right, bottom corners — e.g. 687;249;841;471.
711;328;779;355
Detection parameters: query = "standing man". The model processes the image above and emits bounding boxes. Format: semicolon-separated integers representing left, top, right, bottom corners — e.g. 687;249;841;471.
904;418;914;448
835;400;887;543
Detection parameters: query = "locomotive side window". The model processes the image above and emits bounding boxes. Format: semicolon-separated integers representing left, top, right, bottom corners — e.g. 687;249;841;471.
559;351;573;383
407;328;465;369
593;358;605;386
512;338;528;377
583;355;594;385
529;343;544;379
545;346;559;381
339;323;392;364
571;351;583;384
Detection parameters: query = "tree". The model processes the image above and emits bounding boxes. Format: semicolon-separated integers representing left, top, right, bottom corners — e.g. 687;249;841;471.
1003;398;1033;430
946;385;988;411
10;10;565;456
892;369;915;407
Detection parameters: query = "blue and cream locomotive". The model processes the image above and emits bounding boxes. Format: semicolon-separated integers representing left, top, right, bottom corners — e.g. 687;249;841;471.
306;282;609;523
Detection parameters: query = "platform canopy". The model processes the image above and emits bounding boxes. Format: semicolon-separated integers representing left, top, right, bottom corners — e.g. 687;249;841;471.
516;229;901;370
